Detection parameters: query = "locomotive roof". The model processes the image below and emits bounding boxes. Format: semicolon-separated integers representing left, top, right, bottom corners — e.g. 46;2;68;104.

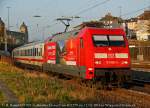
48;27;125;42
49;29;79;42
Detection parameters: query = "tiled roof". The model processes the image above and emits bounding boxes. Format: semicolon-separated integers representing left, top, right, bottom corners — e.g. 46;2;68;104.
6;30;25;37
138;10;150;20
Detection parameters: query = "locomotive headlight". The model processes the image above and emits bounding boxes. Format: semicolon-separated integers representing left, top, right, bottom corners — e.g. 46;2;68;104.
95;53;107;58
88;68;93;71
115;53;128;58
121;61;128;64
95;61;98;64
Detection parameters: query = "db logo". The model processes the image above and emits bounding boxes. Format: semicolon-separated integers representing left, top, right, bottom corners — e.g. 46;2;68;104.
107;53;115;58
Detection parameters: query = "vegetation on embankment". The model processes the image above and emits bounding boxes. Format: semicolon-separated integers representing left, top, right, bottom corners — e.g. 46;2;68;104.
0;61;149;108
0;62;75;103
0;91;5;103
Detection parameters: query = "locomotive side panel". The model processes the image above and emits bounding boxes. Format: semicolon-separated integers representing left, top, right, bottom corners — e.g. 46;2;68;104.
43;31;85;77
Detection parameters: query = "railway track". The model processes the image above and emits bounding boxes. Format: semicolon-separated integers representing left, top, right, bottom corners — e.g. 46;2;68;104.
127;79;150;95
1;61;150;107
15;63;150;94
6;58;150;97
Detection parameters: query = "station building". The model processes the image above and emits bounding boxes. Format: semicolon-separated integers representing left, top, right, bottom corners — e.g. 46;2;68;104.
0;17;28;52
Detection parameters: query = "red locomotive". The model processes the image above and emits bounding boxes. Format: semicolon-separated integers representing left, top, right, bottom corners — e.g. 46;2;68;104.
12;27;131;82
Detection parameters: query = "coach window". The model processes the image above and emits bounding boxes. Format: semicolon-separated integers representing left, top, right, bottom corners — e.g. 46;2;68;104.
34;48;36;56
24;50;26;56
80;38;84;48
33;48;34;56
31;49;33;56
40;48;42;56
25;50;26;56
38;48;40;56
35;48;38;56
26;50;27;56
29;49;30;56
37;48;40;56
32;48;34;56
37;48;39;56
33;48;35;56
27;49;28;56
30;49;32;56
35;48;36;56
20;50;22;56
35;48;37;56
36;48;38;56
36;48;37;56
23;50;24;56
27;50;28;56
30;49;31;56
28;49;29;56
34;48;35;56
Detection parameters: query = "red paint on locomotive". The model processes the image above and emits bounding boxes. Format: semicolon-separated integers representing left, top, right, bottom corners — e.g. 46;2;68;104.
12;27;131;80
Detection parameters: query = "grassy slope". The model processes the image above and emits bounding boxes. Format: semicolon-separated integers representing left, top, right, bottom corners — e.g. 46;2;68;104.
0;62;102;104
0;61;150;107
0;91;5;103
0;62;75;103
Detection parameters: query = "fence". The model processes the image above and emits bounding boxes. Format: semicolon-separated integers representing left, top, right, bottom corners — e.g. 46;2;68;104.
130;46;150;61
0;55;12;63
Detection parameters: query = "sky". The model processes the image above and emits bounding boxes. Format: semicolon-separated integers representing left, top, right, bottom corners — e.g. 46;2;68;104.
0;0;150;41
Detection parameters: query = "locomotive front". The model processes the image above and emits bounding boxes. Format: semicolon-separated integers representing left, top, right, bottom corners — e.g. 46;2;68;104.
80;27;131;82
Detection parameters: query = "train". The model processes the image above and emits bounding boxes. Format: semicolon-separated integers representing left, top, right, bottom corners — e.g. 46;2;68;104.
12;27;131;83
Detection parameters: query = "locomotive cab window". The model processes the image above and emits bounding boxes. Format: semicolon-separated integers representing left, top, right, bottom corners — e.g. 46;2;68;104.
92;35;109;46
109;35;125;46
92;35;125;47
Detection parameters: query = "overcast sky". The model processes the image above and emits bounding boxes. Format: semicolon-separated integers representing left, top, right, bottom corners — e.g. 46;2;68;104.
0;0;150;41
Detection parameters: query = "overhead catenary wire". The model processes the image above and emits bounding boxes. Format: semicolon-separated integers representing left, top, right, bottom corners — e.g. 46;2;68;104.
66;0;103;15
47;1;149;34
73;0;111;15
60;0;111;29
48;0;111;25
122;5;150;17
